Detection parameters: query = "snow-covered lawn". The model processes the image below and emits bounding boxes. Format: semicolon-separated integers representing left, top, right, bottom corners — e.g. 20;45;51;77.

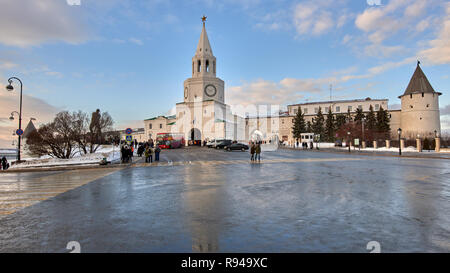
286;142;449;153
10;145;122;169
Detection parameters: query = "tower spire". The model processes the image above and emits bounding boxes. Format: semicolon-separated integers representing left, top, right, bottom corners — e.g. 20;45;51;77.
196;16;213;56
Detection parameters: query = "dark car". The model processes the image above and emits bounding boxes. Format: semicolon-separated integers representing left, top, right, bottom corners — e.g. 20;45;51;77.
226;143;249;151
215;140;232;149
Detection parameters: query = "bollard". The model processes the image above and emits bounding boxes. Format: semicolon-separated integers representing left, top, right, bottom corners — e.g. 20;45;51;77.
386;140;390;149
373;141;378;149
362;141;366;149
400;139;405;150
435;138;441;152
416;138;422;152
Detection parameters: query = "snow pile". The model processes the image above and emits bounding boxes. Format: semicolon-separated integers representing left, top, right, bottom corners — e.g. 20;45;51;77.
10;145;122;169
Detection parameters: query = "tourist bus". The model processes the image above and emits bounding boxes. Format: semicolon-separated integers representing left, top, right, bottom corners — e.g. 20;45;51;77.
156;133;185;149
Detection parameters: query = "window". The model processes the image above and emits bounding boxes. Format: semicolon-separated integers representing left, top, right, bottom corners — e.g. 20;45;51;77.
335;106;340;112
159;124;162;129
348;106;352;112
149;124;152;129
315;108;318;114
206;60;210;72
198;60;201;72
375;104;380;111
358;105;363;110
410;105;413;109
426;104;429;108
410;94;413;99
422;92;424;97
325;107;329;113
304;108;308;114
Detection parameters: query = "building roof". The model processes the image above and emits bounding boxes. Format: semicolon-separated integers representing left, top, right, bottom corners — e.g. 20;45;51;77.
288;98;387;107
196;21;213;57
400;62;441;97
23;120;37;138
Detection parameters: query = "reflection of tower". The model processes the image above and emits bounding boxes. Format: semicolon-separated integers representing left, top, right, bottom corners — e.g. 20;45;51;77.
181;165;225;252
399;62;442;138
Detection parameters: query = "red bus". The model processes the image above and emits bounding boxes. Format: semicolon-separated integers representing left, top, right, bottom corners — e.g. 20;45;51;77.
156;133;185;149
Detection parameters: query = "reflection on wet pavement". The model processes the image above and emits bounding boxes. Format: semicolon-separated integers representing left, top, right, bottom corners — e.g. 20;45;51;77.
0;148;449;252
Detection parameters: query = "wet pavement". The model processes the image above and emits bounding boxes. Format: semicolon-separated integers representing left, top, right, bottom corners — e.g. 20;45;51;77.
0;147;449;252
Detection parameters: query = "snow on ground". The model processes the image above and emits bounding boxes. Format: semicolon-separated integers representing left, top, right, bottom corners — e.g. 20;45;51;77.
10;145;122;169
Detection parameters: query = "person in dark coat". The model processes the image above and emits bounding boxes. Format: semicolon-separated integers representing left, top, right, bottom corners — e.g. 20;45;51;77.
1;156;9;170
255;144;261;162
250;143;255;161
155;145;161;161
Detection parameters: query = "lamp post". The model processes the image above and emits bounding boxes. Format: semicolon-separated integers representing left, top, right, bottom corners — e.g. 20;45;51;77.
397;128;402;156
347;131;351;153
434;130;437;138
6;77;23;161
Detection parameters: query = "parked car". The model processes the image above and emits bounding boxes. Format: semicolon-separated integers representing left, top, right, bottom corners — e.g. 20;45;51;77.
226;143;249;151
206;139;215;148
215;140;232;149
334;139;343;147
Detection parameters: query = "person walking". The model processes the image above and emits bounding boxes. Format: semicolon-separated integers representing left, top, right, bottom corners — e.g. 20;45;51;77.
255;143;261;162
155;145;161;162
250;143;255;161
1;156;9;170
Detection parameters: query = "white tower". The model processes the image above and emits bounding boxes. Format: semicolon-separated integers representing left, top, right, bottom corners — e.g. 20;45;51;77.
399;62;442;138
183;16;225;104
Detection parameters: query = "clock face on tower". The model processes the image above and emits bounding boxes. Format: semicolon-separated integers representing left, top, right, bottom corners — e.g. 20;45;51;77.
204;84;217;97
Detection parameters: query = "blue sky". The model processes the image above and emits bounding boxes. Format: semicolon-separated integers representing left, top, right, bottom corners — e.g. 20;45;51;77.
1;0;449;146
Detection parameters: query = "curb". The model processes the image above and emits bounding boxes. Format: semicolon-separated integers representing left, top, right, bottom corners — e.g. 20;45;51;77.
280;147;450;160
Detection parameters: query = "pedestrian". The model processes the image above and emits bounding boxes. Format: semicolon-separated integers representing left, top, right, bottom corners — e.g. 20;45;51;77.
309;141;313;149
137;144;144;157
250;143;255;161
1;156;9;170
121;144;126;163
145;146;153;163
255;143;261;162
155;145;161;161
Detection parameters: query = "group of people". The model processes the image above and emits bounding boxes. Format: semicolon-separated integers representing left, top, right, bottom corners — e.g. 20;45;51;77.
120;144;134;163
296;141;314;150
135;140;161;164
1;156;9;171
250;143;262;162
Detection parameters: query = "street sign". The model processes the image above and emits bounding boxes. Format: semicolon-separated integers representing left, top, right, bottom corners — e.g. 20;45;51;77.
16;129;24;136
125;128;133;135
354;138;360;146
126;135;133;142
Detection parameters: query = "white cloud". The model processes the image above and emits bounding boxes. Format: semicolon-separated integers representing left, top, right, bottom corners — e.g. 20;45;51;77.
129;38;144;46
293;0;350;36
418;3;450;65
0;86;61;147
0;0;88;47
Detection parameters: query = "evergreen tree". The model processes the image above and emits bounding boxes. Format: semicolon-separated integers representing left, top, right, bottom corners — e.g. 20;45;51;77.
366;105;377;130
346;108;353;123
354;108;365;123
335;114;347;131
292;107;306;141
306;121;312;132
376;106;390;136
325;107;335;142
312;107;325;138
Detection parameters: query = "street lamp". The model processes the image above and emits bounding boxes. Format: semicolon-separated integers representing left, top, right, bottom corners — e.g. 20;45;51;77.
397;128;402;156
434;130;437;138
347;131;351;153
5;77;23;161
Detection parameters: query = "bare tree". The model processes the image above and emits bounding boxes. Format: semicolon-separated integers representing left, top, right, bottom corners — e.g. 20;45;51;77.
26;110;114;159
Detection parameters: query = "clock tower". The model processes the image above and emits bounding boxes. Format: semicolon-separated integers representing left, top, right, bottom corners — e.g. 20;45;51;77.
183;17;225;104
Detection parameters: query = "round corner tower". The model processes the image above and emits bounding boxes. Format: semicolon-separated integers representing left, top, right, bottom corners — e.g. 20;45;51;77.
399;62;442;139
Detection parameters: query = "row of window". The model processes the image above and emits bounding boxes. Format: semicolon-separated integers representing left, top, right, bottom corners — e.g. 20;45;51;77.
293;104;381;115
149;124;163;129
193;60;216;73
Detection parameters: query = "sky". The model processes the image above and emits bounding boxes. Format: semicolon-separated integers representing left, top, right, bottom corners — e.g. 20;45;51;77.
0;0;449;148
